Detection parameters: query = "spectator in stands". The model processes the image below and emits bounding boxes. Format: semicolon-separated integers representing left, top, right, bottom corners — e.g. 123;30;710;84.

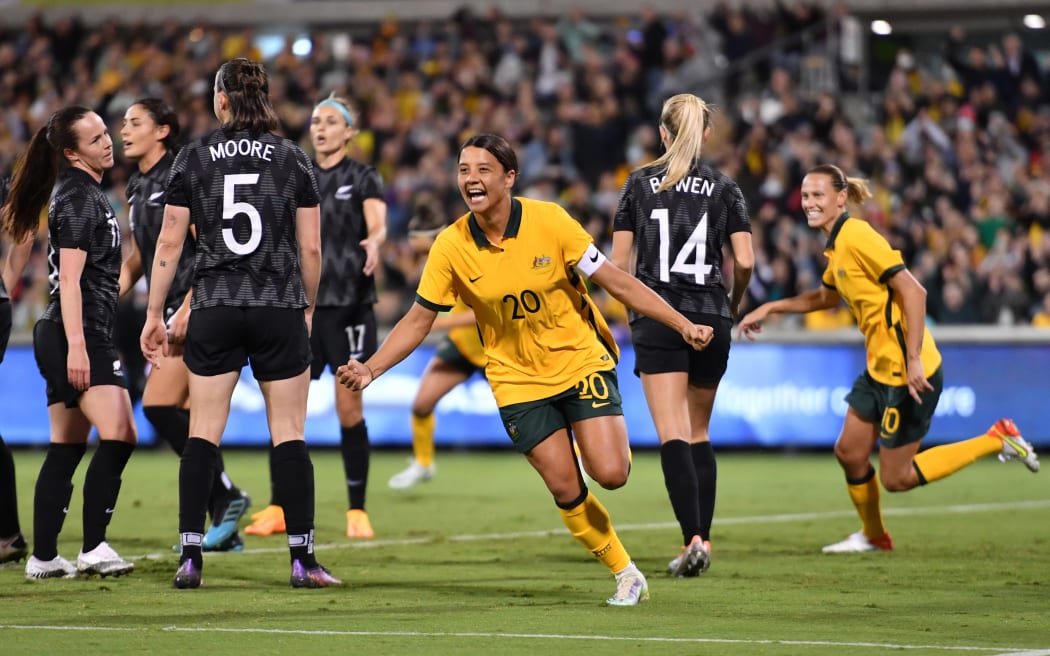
0;9;1048;334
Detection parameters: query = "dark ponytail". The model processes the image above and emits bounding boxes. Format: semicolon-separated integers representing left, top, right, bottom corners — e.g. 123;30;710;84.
216;58;279;134
2;105;92;242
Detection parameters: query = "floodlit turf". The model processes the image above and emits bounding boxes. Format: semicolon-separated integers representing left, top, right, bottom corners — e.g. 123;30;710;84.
0;448;1047;655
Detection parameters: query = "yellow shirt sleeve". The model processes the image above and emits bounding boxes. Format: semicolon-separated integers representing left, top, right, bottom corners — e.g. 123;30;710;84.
415;231;457;311
556;205;595;268
847;222;905;283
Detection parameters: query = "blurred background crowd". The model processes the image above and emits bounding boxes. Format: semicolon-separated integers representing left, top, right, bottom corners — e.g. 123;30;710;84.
2;1;1049;378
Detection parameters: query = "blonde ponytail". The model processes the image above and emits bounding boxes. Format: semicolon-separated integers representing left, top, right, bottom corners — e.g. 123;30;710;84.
639;94;711;193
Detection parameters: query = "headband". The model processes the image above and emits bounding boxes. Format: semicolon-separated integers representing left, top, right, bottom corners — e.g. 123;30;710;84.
316;99;354;128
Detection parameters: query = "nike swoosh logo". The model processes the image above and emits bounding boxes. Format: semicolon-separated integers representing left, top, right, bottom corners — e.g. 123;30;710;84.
469;275;482;283
148;191;165;201
591;401;610;408
104;508;115;515
589;252;599;263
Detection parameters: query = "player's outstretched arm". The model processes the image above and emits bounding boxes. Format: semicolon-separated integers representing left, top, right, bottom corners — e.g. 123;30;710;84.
337;301;438;391
589;258;713;351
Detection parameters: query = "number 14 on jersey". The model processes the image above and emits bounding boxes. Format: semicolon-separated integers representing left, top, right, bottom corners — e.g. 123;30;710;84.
650;209;711;285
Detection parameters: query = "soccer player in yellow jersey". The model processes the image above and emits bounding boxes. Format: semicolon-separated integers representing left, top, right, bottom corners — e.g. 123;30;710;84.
339;133;714;606
738;164;1039;553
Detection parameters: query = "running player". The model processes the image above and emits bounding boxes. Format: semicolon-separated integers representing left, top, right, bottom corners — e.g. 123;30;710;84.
738;164;1039;553
338;133;715;606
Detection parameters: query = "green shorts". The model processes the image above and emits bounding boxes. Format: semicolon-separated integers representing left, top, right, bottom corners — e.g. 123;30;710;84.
435;336;481;376
498;369;623;453
845;366;944;448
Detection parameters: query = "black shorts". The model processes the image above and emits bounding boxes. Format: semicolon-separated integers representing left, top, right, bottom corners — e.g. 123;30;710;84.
184;306;311;381
33;319;127;408
309;305;378;379
0;299;10;364
631;312;732;386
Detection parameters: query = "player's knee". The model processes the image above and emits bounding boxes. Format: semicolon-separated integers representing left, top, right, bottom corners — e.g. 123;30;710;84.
411;403;434;417
588;463;629;490
833;441;865;468
101;417;138;445
878;469;915;493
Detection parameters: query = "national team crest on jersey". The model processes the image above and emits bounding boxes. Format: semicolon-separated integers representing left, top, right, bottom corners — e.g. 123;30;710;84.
531;255;551;269
335;185;353;200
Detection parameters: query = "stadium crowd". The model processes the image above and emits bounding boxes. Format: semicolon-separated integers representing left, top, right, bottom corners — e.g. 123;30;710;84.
2;3;1049;349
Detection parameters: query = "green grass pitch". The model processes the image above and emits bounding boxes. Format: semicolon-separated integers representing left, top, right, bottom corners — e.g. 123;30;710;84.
1;448;1047;655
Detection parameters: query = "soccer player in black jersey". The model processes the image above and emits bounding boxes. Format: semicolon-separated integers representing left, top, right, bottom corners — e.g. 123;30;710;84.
612;94;754;578
118;98;250;552
245;95;387;540
140;58;339;589
2;106;138;580
0;177;28;565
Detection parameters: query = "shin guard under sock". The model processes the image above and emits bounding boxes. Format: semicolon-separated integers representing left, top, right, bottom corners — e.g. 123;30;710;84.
32;442;87;560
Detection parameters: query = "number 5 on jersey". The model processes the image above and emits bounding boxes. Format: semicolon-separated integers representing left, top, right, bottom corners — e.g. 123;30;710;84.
223;173;262;255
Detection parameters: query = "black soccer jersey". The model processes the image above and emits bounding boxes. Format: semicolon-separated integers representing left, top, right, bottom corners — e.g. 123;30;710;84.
313;158;384;307
166;128;320;310
41;168;123;337
127;152;195;316
614;161;751;319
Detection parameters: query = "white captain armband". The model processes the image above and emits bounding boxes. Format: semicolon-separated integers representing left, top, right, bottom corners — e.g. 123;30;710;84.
575;243;607;277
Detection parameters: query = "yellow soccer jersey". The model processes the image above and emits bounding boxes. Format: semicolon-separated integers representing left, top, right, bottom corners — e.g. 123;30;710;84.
822;214;941;386
416;197;619;406
447;299;487;369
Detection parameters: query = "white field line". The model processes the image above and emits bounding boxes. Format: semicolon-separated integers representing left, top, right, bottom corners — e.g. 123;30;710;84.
0;624;1044;653
2;499;1047;652
130;498;1050;561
